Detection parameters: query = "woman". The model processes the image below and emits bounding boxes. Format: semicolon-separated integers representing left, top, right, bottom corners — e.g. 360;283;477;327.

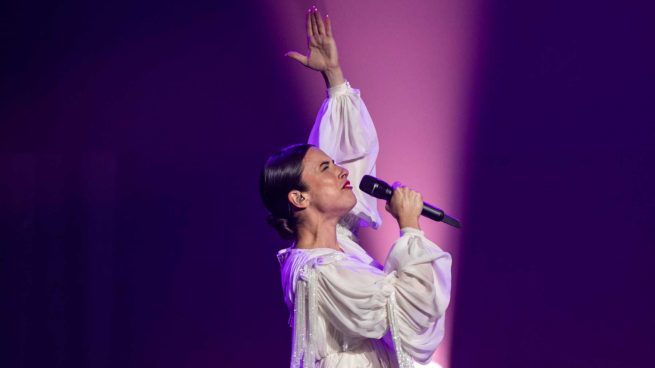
259;7;452;368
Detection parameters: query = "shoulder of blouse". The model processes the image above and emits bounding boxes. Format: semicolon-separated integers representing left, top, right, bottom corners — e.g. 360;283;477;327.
278;246;346;267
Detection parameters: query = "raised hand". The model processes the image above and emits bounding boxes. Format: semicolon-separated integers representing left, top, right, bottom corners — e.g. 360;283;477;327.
286;6;344;87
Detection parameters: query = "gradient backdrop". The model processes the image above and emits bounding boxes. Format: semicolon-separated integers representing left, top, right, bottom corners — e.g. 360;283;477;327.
1;0;653;367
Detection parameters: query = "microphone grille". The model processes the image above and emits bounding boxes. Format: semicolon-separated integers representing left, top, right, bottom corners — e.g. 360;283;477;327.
359;175;391;200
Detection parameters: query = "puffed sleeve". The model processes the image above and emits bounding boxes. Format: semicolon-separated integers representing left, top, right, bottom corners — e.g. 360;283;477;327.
314;227;452;365
307;81;382;229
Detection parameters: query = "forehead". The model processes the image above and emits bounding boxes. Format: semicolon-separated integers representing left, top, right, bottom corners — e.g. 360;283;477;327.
303;147;332;167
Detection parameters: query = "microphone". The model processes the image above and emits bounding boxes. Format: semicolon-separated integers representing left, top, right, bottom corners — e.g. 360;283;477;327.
359;175;461;228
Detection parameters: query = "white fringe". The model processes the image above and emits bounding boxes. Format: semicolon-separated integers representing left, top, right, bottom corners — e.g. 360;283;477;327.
388;290;414;368
290;265;318;367
291;274;306;367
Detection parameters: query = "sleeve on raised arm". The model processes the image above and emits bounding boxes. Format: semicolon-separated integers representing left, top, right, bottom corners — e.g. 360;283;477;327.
307;81;382;229
313;229;452;364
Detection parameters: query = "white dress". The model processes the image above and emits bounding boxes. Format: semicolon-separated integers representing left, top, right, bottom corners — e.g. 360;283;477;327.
276;81;452;368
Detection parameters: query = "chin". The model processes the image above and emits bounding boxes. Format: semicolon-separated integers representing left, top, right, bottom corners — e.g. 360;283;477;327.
345;196;357;212
335;198;356;218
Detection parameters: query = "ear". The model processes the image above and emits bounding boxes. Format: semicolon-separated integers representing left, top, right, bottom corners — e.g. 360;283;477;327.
288;190;309;209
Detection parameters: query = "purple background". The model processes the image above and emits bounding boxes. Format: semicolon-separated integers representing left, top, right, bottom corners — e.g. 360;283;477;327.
1;1;654;367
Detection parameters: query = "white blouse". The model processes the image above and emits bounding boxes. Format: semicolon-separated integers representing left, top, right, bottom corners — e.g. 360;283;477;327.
276;81;452;368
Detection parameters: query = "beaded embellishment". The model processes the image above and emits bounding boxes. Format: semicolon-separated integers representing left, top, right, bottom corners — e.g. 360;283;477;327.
387;290;414;368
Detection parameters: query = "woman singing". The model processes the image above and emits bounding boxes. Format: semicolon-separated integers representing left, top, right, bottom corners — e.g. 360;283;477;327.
259;7;452;368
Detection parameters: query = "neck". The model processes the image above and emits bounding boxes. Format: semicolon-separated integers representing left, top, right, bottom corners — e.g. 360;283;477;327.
295;213;341;251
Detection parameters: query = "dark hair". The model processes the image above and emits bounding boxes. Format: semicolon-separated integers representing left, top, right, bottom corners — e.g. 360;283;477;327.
259;143;314;240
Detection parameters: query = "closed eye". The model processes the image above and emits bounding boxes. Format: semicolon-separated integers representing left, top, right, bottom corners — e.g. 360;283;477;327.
320;159;335;171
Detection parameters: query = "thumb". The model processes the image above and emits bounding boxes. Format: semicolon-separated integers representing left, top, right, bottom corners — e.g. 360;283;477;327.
285;51;308;66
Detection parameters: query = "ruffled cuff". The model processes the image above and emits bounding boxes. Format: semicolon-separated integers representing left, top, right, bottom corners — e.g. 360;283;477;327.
384;229;451;274
326;80;351;98
399;227;424;237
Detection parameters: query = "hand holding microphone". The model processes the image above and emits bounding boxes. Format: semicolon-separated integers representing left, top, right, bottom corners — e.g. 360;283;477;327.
360;175;461;228
384;183;424;230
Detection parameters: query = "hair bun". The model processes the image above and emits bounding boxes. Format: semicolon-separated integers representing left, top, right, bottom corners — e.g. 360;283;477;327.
266;214;296;240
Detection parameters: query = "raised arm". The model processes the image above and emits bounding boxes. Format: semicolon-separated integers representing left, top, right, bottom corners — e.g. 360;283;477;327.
287;6;382;231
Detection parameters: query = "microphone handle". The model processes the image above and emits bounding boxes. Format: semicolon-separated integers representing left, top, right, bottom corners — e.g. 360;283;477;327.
421;202;461;228
421;202;444;221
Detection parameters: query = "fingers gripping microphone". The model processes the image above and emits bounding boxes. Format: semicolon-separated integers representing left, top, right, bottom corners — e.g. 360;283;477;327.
359;175;461;228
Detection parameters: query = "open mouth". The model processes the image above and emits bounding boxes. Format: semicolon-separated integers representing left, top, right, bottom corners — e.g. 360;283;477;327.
342;180;352;190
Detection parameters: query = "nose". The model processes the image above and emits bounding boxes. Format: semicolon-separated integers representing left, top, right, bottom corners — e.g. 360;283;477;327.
338;165;349;178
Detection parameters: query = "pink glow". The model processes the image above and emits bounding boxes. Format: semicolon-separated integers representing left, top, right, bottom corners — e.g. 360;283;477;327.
265;1;480;366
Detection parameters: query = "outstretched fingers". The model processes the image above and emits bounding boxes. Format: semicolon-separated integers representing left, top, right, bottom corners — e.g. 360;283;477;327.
291;6;336;70
315;8;326;35
306;8;314;38
310;7;320;37
325;14;332;37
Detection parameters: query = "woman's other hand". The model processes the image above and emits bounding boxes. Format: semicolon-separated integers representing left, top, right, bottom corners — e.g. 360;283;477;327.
286;6;345;87
385;183;423;230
